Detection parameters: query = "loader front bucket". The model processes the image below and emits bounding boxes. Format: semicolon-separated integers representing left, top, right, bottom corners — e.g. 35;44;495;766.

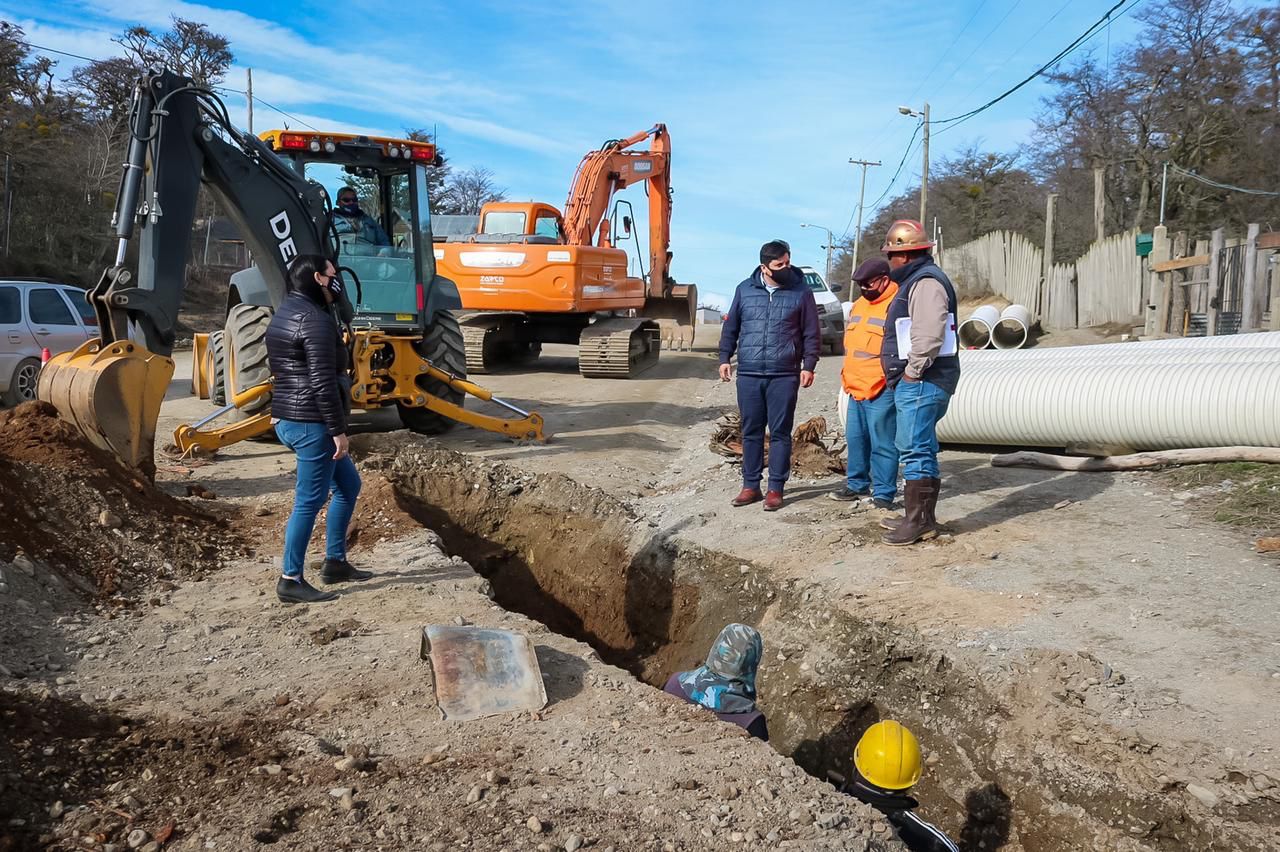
37;338;175;479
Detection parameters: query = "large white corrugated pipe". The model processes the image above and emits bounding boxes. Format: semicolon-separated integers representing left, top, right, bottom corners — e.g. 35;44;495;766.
958;305;1000;350
960;347;1280;367
937;355;1280;449
991;304;1031;350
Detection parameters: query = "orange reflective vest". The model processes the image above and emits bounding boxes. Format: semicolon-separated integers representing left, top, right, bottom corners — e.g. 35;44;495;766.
841;283;899;401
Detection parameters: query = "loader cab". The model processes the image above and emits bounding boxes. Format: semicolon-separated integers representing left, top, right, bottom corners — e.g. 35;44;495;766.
261;130;446;333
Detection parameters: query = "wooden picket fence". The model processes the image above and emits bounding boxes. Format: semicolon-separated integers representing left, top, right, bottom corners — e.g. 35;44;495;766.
941;229;1144;330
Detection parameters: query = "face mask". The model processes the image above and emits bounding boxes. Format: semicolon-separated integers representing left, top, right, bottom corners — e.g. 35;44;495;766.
323;273;343;298
338;201;359;215
766;266;794;287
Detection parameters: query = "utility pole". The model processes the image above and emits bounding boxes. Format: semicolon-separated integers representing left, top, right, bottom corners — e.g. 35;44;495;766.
246;68;254;134
1042;192;1058;320
847;158;881;284
920;102;930;226
2;152;11;257
897;103;929;224
799;223;835;284
1158;161;1169;225
1093;163;1105;243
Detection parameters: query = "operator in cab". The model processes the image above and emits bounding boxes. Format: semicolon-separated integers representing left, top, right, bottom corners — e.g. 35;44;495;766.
332;187;391;249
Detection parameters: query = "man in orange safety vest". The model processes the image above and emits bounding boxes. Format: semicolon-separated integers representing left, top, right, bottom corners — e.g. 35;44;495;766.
830;258;900;508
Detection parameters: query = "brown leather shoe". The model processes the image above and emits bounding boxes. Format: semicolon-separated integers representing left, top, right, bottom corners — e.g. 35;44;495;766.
731;487;763;507
882;478;940;546
763;490;783;511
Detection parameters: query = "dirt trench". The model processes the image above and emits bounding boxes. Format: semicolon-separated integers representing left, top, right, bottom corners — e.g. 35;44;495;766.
356;435;1277;852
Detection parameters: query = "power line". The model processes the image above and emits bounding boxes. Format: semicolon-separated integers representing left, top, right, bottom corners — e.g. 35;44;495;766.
928;0;1029;101
8;38;320;133
932;0;1142;133
950;0;1075;112
212;85;318;131
8;37;106;65
900;0;994;107
860;124;924;218
1169;163;1280;197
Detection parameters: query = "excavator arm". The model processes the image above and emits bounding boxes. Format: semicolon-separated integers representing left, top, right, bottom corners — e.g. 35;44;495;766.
38;69;335;476
560;124;696;334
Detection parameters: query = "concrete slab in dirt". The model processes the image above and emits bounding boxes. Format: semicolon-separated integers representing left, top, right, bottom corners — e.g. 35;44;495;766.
422;625;547;721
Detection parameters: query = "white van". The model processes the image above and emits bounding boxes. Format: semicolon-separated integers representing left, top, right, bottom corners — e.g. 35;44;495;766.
799;266;845;354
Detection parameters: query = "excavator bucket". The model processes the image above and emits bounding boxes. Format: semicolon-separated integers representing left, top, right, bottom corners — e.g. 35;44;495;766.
641;283;699;351
36;338;175;479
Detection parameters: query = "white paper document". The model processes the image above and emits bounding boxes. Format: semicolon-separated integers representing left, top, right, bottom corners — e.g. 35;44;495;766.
895;313;958;360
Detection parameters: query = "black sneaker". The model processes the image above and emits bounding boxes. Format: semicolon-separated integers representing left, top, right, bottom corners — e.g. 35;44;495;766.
321;558;374;584
277;576;339;604
828;486;869;502
872;498;896;510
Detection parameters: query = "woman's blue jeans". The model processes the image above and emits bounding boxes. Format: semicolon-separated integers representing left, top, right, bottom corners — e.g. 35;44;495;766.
275;419;361;579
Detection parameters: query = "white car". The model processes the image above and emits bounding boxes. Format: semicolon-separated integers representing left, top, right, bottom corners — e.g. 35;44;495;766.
0;278;98;406
799;266;845;354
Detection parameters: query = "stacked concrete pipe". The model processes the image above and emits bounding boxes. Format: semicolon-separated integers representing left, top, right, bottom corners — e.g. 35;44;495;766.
991;304;1032;349
958;305;1000;350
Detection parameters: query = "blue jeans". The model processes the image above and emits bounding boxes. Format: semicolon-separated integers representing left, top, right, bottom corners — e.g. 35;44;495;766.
894;379;951;481
846;387;899;502
275;419;362;578
737;374;801;493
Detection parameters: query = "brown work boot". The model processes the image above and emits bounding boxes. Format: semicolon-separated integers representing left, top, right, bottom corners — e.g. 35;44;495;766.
882;479;940;546
763;490;783;512
879;477;937;530
732;487;763;507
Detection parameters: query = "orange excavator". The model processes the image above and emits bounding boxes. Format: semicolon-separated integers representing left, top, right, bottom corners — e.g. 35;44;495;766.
434;124;697;377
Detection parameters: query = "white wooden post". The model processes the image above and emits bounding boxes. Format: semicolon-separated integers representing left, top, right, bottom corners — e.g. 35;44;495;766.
1205;228;1225;336
1240;223;1261;331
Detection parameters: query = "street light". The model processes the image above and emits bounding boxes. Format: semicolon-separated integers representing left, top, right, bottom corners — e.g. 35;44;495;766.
799;223;834;285
898;102;930;226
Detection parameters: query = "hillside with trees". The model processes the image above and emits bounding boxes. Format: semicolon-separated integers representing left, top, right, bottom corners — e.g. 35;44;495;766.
830;0;1278;287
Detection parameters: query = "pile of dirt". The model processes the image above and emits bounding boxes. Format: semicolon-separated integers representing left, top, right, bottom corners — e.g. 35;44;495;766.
709;412;844;478
0;402;246;597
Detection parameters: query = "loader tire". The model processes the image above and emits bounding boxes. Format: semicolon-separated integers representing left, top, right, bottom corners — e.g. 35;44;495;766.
223;304;274;421
397;310;466;435
207;330;227;407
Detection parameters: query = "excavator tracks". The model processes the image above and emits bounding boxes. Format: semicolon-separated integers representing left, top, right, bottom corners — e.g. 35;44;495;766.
461;313;541;374
461;319;498;374
578;317;661;378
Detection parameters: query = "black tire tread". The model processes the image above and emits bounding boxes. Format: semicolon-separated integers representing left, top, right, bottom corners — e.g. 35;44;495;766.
398;311;466;435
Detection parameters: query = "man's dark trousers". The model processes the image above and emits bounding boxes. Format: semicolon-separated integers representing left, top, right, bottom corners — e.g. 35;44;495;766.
738;374;801;494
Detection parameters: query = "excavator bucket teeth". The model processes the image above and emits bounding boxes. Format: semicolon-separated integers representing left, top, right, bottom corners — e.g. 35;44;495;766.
37;339;175;479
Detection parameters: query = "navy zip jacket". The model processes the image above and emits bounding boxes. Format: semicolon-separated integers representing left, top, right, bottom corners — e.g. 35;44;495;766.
718;268;821;377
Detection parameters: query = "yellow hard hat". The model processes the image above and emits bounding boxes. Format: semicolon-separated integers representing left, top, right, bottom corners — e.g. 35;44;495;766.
854;720;923;790
881;219;935;253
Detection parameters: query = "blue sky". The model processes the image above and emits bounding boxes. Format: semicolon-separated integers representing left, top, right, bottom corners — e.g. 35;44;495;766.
8;0;1145;309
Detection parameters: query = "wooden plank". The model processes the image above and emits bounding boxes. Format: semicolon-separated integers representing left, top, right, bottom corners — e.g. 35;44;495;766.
1152;254;1210;273
1257;231;1280;251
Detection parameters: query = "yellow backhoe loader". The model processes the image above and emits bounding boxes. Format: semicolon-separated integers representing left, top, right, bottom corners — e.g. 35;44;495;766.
38;69;543;476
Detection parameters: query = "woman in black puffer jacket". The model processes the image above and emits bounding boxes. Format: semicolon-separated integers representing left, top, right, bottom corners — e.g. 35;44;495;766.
265;254;371;604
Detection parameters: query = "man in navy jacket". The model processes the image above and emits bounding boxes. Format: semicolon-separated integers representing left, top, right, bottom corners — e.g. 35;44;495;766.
718;240;821;511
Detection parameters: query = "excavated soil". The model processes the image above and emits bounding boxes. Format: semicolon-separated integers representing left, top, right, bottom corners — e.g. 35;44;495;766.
359;434;1280;852
0;402;246;599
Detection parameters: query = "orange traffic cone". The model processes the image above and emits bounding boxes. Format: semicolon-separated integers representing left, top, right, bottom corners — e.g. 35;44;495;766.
40;347;51;364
